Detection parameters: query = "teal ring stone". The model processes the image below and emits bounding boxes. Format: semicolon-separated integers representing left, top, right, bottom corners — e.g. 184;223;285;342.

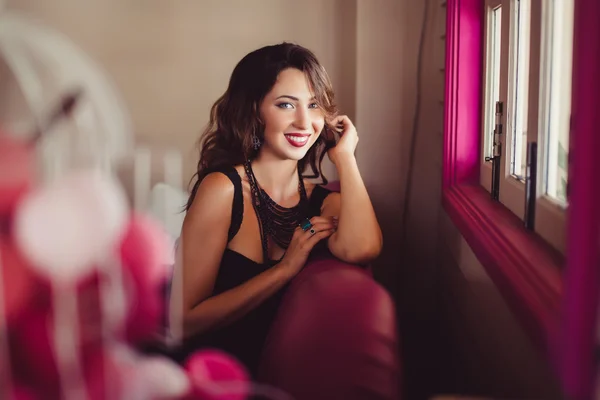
300;218;312;232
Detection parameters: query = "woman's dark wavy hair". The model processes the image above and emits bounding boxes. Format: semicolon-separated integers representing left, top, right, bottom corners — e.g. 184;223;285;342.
185;42;339;211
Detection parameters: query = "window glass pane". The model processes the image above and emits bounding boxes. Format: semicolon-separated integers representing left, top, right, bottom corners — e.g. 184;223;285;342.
542;0;574;205
484;6;502;161
509;0;530;180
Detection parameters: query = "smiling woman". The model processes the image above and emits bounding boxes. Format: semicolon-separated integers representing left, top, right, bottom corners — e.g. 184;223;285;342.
168;43;382;376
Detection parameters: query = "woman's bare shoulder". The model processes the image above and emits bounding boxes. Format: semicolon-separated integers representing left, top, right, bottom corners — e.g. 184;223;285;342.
186;172;235;219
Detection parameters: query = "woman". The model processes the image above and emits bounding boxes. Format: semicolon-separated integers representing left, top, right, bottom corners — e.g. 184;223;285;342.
169;42;382;376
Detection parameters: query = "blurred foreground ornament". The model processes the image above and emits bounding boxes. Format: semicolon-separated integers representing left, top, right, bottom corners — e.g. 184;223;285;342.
0;11;132;170
0;135;33;218
119;214;171;344
13;169;128;285
0;8;293;400
185;350;250;400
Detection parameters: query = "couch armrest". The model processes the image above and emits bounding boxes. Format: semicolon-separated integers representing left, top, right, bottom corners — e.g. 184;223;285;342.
258;256;401;400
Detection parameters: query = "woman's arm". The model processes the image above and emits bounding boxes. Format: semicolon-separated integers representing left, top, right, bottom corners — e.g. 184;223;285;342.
169;173;293;341
321;116;383;264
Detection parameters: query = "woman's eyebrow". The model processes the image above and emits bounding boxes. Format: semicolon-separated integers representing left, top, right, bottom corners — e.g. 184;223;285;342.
275;95;317;101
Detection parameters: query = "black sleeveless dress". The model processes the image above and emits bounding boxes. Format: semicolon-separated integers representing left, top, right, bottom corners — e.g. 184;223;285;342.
174;166;332;377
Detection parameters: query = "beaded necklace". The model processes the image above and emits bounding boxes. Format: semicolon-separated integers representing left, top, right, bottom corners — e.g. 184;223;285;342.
243;160;308;264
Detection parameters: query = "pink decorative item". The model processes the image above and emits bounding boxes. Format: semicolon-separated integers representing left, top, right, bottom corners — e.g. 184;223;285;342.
120;213;172;287
82;347;127;400
72;170;130;255
0;238;35;324
76;272;107;348
10;273;106;395
12;169;128;286
0;11;249;399
185;350;250;400
9;305;61;396
8;384;38;400
0;134;33;218
135;355;191;399
119;214;171;344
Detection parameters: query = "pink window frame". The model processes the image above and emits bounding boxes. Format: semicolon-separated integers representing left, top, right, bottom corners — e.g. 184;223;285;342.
442;1;600;399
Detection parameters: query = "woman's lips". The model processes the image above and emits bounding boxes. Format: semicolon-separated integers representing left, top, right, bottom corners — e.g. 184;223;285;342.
284;134;310;148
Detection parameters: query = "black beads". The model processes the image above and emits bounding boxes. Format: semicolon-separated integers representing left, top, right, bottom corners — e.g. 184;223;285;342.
244;161;308;263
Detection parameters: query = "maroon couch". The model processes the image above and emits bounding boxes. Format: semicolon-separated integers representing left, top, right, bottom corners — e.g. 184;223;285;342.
257;254;401;399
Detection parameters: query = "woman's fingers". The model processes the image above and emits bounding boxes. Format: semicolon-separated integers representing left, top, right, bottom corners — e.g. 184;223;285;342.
333;115;354;131
303;221;335;236
305;228;336;247
309;216;336;225
294;217;335;241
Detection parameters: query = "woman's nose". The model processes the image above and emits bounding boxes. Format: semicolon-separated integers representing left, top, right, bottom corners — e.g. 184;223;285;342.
293;108;310;130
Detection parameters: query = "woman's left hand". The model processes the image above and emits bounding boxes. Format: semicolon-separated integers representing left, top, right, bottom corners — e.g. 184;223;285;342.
327;115;358;165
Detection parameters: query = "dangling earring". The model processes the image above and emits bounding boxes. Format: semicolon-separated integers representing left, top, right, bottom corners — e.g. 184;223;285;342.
252;133;261;150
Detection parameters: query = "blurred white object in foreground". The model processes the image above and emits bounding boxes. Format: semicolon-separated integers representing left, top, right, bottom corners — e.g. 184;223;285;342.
0;10;133;181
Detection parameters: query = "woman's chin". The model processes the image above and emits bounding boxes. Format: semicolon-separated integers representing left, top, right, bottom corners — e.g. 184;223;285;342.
283;148;311;161
260;146;309;162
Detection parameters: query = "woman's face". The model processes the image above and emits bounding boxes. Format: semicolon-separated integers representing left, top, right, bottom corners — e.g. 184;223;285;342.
258;68;325;161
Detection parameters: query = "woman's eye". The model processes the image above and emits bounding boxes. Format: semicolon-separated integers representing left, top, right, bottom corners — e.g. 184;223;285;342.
308;103;319;109
276;103;294;109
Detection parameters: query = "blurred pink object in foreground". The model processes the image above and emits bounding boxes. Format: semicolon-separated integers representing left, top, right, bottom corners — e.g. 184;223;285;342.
0;237;35;325
13;169;128;286
120;213;172;344
0;128;258;399
185;350;251;400
0;134;33;219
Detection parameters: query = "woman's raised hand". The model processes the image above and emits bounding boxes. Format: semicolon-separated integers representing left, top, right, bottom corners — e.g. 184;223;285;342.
327;115;359;165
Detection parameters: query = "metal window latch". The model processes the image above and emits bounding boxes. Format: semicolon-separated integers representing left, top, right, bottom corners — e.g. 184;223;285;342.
524;142;537;230
489;101;503;200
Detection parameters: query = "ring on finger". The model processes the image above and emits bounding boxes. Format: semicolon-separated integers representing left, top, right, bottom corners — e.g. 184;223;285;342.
299;218;313;232
309;228;316;235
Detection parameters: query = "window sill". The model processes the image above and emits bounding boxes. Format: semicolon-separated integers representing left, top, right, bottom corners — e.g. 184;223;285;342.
442;183;563;357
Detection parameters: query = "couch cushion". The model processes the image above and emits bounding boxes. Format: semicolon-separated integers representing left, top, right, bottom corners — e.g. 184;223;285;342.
258;257;401;399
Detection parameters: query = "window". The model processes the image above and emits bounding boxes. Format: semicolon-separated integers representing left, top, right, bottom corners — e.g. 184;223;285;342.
540;0;574;205
508;0;530;181
482;3;502;166
444;0;600;398
480;0;574;254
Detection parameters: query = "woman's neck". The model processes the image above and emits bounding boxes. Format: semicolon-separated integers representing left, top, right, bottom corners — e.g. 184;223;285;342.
251;153;299;201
